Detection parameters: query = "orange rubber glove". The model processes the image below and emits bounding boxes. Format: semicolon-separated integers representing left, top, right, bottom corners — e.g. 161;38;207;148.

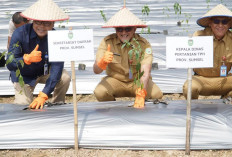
133;88;147;109
29;91;48;109
23;44;42;65
97;44;113;70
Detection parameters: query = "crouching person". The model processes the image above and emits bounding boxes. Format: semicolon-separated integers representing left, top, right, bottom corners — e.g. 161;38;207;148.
7;0;71;109
93;6;163;108
183;4;232;99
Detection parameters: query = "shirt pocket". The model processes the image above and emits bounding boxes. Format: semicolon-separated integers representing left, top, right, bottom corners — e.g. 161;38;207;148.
111;55;122;64
108;55;122;73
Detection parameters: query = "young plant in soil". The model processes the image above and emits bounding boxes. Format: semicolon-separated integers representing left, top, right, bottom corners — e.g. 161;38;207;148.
100;10;107;22
173;2;182;26
141;4;151;34
122;38;145;89
162;6;171;35
182;13;192;34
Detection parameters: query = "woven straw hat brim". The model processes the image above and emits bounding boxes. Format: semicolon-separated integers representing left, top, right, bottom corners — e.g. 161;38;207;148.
197;4;232;27
21;0;69;21
102;7;147;28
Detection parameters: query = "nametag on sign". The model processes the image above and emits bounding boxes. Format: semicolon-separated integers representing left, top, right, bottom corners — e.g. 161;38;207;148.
220;65;227;77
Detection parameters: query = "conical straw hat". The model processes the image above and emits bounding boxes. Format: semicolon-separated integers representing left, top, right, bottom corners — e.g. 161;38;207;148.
102;7;147;28
21;0;69;21
197;4;232;27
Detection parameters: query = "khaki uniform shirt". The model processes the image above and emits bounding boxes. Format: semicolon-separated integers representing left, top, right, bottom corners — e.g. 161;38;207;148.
96;33;153;82
193;27;232;77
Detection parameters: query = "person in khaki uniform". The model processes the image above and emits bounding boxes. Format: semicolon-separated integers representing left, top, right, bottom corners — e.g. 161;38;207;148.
183;4;232;99
93;7;163;108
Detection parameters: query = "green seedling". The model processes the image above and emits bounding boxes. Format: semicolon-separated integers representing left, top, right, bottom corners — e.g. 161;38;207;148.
141;4;151;35
6;42;25;88
100;10;107;22
122;38;145;89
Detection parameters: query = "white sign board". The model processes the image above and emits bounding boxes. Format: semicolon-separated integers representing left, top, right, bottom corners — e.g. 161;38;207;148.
166;36;213;68
48;29;94;61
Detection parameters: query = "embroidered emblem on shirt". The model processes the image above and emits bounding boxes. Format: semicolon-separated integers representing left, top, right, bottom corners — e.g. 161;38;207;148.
145;48;152;54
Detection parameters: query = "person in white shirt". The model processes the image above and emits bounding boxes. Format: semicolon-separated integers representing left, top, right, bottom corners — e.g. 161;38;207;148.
7;12;29;49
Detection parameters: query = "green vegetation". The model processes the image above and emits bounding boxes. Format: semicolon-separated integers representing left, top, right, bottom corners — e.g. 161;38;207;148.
173;2;182;21
141;4;151;34
6;42;25;88
163;6;171;19
142;4;150;16
206;0;211;10
122;38;144;89
182;13;192;33
0;52;6;60
5;11;11;19
100;10;107;22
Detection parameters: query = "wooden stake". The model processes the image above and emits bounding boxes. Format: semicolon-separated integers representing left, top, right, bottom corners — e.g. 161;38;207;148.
124;0;126;7
185;68;192;155
71;61;78;152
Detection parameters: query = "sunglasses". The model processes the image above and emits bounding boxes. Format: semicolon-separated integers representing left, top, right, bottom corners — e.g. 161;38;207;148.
212;19;230;25
34;21;53;27
116;27;133;32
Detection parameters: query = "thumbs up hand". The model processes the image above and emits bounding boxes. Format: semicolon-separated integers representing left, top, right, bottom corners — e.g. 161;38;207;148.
103;44;113;63
97;44;113;70
23;44;42;65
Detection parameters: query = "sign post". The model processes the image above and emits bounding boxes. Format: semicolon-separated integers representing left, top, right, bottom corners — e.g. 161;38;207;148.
48;29;94;152
166;36;213;155
71;60;78;150
185;67;192;155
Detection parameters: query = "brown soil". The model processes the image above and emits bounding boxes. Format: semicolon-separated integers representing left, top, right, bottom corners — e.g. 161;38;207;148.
1;94;230;157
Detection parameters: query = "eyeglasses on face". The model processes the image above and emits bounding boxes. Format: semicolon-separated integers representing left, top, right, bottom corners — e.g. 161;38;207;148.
212;19;230;25
34;21;53;27
116;27;133;32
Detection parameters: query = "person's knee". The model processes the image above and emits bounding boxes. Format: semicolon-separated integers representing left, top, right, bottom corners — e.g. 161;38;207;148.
183;82;188;99
150;90;163;99
61;70;71;85
94;88;108;101
183;82;199;99
227;90;232;96
147;81;163;99
14;83;33;105
191;87;200;99
14;97;32;105
94;86;114;101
